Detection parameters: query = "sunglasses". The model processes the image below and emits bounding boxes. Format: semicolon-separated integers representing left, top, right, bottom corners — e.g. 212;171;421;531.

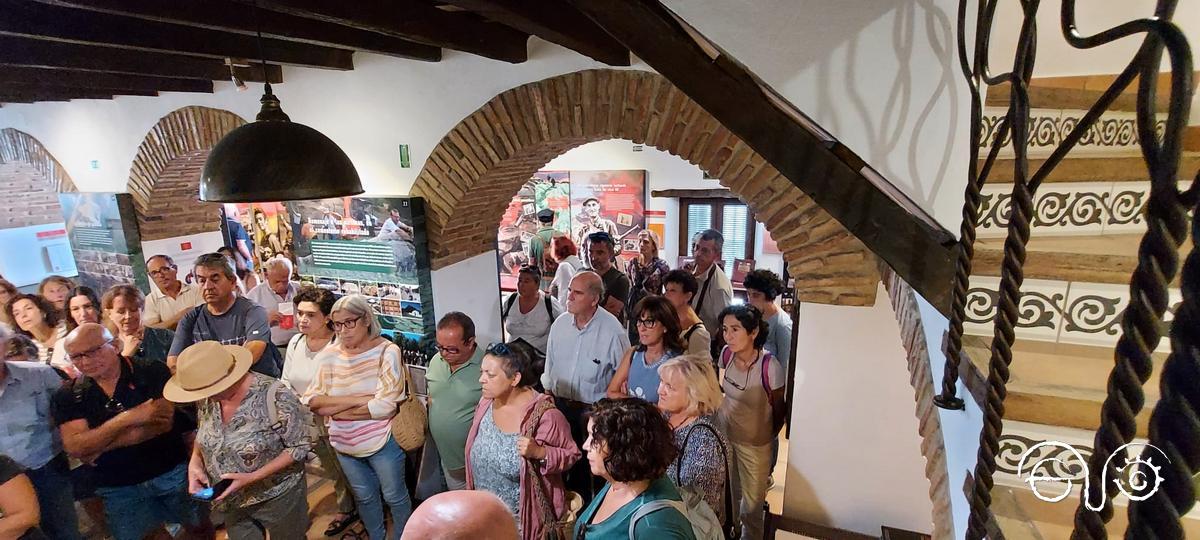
486;342;512;356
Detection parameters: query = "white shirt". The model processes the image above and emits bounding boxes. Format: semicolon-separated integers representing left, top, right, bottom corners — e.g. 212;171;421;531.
245;281;300;345
691;263;734;336
143;282;204;327
502;291;563;353
550;255;582;306
281;333;333;396
542;308;629;404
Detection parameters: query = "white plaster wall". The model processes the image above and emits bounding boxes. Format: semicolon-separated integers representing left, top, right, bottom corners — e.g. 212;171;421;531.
786;285;936;535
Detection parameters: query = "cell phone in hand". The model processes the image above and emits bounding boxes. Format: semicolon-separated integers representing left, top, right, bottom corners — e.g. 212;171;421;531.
191;478;234;501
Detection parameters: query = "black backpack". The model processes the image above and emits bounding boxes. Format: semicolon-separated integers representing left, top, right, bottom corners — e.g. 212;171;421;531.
502;293;555;322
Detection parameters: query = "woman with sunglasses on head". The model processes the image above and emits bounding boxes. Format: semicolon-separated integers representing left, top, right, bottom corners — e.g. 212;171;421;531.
502;265;563;355
623;230;670;343
605;296;684;403
281;286;359;537
464;340;579;539
303;295;412;540
716;304;785;540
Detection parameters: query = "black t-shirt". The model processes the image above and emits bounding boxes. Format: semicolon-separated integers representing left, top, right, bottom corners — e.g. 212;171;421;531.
598;266;632;323
0;455;48;540
50;357;187;487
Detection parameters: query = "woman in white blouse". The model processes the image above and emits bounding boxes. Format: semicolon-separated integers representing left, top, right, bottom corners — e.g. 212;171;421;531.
548;235;582;306
501;266;563;353
280;286;359;537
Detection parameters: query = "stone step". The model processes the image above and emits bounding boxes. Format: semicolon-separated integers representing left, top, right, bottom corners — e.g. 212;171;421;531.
961;336;1160;437
978;153;1200;184
972;234;1190;286
985;83;1170;113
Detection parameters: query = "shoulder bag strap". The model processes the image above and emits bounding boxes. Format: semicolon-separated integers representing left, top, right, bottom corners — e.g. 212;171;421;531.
692;265;716;312
544;294;554;320
628;500;687;538
502;292;518;320
523;398;561;522
683;323;702;342
377;343;411;406
688;422;737;536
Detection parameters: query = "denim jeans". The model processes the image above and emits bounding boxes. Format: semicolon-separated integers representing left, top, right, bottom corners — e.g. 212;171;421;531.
94;463;204;540
26;454;82;540
336;437;412;540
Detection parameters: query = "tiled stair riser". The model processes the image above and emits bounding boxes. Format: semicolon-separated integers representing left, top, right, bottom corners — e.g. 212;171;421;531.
963;275;1182;353
980;107;1166;157
976;181;1152;238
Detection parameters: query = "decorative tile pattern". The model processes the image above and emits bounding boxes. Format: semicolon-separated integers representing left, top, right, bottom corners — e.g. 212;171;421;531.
963;276;1068;342
977;182;1150;238
1058;282;1131;348
980;107;1166;156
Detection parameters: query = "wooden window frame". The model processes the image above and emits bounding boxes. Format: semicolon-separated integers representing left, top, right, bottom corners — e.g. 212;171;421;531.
678;197;756;261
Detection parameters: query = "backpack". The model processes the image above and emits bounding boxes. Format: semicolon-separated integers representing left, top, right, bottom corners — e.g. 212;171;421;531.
673;422;740;540
628;498;720;540
262;378;318;461
502;292;555;322
719;347;782;429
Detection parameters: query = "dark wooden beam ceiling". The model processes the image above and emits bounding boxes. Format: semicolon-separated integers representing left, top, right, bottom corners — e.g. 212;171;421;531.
567;0;959;314
0;37;283;83
0;0;354;70
438;0;627;65
254;0;529;63
4;66;214;93
32;0;441;62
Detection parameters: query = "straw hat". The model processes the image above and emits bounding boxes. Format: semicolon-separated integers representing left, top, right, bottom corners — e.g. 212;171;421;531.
163;341;253;403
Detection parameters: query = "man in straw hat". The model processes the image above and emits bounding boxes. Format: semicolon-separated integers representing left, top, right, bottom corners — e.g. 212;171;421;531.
166;341;312;539
50;323;212;540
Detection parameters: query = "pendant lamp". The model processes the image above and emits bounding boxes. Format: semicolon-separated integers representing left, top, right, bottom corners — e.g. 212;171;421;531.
200;83;363;202
199;5;363;202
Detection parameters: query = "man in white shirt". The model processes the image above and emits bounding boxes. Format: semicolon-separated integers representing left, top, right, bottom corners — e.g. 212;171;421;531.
542;271;628;502
143;254;204;330
685;229;734;356
245;257;301;348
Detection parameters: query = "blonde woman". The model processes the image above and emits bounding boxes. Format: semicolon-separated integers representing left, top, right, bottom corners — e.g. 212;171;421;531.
657;354;736;529
624;230;669;341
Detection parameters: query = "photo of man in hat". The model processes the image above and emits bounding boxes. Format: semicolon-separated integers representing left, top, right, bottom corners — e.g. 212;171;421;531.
527;208;558;290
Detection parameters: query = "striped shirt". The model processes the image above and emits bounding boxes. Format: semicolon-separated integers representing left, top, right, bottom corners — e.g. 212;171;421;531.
303;340;407;457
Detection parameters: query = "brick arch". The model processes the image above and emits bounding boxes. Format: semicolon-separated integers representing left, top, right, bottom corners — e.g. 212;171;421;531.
126;106;245;241
411;69;879;306
0;128;77;232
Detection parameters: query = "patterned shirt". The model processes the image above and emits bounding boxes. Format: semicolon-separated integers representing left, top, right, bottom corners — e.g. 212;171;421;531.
303;341;407;457
665;415;733;525
625;256;670;314
196;373;312;508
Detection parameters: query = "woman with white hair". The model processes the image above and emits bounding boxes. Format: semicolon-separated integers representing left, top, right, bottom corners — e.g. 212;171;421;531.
624;230;670;343
657;354;737;530
303;294;412;540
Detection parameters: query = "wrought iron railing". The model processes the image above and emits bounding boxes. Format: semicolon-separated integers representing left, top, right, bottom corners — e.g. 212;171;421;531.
937;0;1196;538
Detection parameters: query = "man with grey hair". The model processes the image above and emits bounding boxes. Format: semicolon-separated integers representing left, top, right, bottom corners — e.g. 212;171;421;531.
685;229;734;356
542;270;628;502
245;257;301;348
167;252;281;377
143;254;204;330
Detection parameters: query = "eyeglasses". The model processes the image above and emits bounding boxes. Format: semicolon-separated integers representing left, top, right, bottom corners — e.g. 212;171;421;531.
635;318;659;328
485;342;512;356
147;266;176;277
68;342;109;362
723;367;751;392
436;338;473;356
332;317;362;330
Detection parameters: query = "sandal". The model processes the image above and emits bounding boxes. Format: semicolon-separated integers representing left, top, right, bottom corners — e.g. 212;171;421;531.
325;512;360;537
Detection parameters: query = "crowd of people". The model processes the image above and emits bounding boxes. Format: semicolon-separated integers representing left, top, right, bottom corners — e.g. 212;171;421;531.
0;226;795;540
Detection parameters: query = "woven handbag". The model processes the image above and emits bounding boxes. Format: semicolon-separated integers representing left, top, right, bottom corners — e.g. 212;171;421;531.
380;343;427;452
523;398;581;540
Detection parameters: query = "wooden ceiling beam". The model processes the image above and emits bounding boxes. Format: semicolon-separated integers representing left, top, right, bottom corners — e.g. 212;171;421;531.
0;83;158;98
254;0;529;63
32;0;441;62
0;37;283;83
567;0;959;314
4;66;214;93
0;0;353;70
439;0;627;65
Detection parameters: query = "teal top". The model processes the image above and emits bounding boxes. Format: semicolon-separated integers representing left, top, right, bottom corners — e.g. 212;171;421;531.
573;476;696;539
425;345;485;470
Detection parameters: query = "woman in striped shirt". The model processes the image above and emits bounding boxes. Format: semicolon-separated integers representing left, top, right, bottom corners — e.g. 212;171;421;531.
304;294;412;540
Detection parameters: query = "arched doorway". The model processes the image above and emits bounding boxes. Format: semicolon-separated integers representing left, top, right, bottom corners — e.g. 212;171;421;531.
409;69;952;535
126;106;245;282
0;128;79;290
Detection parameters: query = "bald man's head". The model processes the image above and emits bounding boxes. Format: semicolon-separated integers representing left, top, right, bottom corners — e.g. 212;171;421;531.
401;491;518;540
566;271;603;316
64;322;118;378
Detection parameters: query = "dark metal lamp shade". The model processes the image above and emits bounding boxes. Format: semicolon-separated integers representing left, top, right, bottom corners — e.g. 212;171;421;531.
200;87;363;202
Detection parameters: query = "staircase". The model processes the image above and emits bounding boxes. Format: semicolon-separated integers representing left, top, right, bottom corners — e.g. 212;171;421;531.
960;73;1200;539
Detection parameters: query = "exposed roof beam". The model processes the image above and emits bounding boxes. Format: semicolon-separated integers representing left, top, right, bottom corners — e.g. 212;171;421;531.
0;0;353;70
255;0;529;63
4;66;214;93
439;0;627;65
0;37;283;83
32;0;441;62
567;0;959;314
0;82;158;97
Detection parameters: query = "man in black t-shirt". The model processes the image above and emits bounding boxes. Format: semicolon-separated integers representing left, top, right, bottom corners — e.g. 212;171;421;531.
585;231;631;325
50;324;211;540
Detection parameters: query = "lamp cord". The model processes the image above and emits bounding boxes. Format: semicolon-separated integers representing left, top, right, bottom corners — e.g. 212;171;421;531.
252;0;270;93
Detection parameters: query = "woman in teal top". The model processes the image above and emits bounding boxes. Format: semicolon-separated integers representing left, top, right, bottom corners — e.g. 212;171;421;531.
573;398;695;539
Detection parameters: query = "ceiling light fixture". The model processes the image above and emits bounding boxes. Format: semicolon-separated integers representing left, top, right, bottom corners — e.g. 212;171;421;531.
200;5;363;202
